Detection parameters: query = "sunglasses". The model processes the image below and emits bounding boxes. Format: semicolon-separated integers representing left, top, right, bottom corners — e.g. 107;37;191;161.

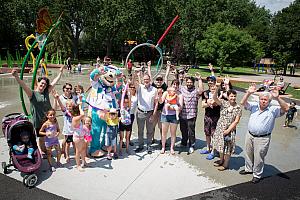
65;88;72;90
130;87;135;89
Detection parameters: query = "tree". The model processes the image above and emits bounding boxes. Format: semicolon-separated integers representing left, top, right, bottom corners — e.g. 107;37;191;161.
270;0;300;74
196;22;264;74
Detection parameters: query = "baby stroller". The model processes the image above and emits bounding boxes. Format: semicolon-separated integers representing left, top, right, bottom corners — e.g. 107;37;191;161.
1;113;42;187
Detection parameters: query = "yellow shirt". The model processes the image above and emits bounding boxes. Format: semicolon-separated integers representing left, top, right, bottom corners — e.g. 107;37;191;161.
106;117;119;126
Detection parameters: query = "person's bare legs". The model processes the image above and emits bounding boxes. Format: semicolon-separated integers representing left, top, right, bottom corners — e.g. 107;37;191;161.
119;132;124;155
53;145;62;166
161;123;169;154
170;123;178;155
125;131;130;154
65;142;71;163
74;139;84;172
206;135;212;152
38;137;47;154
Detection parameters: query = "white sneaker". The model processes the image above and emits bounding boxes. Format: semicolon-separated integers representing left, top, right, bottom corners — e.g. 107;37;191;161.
188;147;194;154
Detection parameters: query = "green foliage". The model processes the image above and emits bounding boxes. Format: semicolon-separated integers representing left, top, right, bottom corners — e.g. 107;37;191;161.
195;22;264;74
269;0;300;74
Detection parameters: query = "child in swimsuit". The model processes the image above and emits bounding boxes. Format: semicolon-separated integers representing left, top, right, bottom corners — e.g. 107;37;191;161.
39;109;62;172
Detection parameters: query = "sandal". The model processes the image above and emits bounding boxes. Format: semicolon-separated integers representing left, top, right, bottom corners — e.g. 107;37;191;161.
160;148;165;154
107;154;112;160
217;166;228;171
213;160;223;167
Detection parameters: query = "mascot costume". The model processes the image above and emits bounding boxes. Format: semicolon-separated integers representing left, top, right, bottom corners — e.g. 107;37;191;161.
86;60;121;157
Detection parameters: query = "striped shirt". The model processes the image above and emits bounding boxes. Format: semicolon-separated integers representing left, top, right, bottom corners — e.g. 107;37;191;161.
180;86;201;119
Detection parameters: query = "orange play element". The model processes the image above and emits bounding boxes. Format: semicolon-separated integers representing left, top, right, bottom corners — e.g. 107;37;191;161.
36;8;53;34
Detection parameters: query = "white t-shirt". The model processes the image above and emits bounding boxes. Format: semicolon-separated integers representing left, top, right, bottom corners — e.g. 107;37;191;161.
137;84;157;111
62;110;73;135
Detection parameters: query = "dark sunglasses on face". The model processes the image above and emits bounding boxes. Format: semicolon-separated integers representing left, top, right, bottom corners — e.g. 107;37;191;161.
65;87;72;90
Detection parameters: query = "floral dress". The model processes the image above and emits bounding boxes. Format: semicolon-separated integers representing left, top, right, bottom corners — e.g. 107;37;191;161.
213;100;242;155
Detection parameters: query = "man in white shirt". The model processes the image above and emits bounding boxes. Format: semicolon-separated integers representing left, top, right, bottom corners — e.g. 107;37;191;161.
135;74;158;154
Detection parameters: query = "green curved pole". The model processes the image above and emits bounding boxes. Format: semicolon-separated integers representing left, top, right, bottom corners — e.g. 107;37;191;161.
19;19;62;116
19;40;38;116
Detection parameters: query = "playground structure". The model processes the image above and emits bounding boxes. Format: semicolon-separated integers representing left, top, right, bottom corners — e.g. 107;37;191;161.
255;58;276;73
19;8;63;116
124;15;179;78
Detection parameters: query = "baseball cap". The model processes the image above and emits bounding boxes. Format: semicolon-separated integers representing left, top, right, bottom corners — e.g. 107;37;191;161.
206;75;216;82
109;108;118;113
156;75;163;80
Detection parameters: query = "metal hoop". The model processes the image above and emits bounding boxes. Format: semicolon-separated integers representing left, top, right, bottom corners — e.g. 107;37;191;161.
124;43;163;79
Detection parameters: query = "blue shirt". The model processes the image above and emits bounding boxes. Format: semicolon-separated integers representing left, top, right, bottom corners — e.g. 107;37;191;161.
246;102;284;135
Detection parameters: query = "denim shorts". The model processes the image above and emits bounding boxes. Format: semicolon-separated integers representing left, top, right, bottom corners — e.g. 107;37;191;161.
160;114;179;124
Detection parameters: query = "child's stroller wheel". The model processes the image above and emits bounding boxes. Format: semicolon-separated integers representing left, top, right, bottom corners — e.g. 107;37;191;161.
23;175;29;186
1;162;8;174
25;174;38;187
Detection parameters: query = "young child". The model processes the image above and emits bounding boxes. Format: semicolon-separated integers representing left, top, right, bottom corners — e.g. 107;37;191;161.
165;87;180;120
39;109;62;172
74;84;84;105
71;103;87;172
83;116;92;157
284;101;298;127
52;90;75;163
119;95;132;155
13;131;34;159
99;108;119;160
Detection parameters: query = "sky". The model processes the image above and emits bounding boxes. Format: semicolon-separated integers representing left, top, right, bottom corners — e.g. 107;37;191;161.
254;0;295;13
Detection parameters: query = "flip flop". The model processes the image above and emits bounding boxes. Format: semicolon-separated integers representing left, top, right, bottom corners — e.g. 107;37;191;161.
217;166;228;171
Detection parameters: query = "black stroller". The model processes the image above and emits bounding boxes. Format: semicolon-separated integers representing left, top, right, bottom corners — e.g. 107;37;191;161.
1;113;42;187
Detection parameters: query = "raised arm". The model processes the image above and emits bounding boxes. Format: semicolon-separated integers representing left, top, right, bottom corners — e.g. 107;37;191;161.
195;72;204;95
12;69;33;98
48;66;64;92
164;61;171;83
208;63;215;77
72;104;85;124
240;83;256;107
147;61;152;81
52;90;66;112
212;83;222;105
270;86;289;112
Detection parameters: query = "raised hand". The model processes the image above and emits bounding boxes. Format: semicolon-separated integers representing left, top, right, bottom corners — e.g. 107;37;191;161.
167;61;171;66
247;83;257;94
147;61;151;67
223;75;230;85
208;63;213;71
59;65;64;72
51;89;60;99
195;72;202;80
270;86;279;98
11;69;18;77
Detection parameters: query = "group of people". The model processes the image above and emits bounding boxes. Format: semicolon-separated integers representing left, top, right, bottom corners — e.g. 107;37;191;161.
11;58;295;183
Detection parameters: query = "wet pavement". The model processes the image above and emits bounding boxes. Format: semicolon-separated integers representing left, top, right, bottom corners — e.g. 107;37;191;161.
0;68;299;199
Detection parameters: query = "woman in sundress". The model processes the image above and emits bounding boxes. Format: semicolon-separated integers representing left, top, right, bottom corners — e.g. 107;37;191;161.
211;83;242;171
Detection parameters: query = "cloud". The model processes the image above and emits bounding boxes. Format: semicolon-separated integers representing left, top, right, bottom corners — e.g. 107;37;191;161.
254;0;294;13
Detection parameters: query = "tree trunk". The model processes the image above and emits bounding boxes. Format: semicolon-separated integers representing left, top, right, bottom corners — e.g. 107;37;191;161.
106;38;112;56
